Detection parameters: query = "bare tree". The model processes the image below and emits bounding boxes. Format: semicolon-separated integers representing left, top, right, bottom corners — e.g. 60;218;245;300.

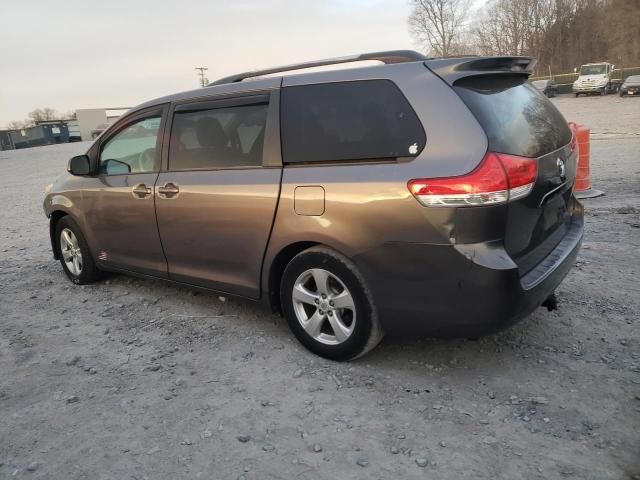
5;108;76;131
5;120;28;130
408;0;472;57
28;108;59;124
60;110;77;120
471;0;545;55
467;0;639;76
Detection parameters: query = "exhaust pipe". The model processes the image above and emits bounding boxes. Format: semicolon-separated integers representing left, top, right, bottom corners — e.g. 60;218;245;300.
541;293;558;312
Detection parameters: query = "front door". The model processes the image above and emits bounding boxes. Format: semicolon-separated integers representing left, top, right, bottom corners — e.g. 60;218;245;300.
154;94;281;299
89;109;168;277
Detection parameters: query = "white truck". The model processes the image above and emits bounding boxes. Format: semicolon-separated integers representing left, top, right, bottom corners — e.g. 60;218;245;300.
572;62;617;96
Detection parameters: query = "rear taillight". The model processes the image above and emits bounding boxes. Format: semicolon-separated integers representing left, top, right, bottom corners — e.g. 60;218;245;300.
408;152;537;207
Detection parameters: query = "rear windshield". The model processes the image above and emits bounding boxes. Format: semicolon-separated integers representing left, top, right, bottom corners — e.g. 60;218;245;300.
454;75;572;158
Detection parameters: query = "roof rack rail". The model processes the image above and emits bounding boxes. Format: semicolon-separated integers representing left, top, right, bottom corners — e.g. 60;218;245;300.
207;50;427;86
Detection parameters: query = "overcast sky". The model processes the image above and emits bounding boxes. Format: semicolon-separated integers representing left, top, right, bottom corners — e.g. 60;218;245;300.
0;0;427;128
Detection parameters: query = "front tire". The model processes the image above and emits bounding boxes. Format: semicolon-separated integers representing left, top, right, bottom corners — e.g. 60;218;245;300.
55;216;101;285
280;246;383;361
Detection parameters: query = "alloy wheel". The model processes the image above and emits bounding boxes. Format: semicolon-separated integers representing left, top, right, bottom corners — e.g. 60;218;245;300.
292;268;356;345
60;228;83;276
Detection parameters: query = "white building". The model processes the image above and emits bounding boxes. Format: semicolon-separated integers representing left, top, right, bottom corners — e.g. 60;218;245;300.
73;107;130;141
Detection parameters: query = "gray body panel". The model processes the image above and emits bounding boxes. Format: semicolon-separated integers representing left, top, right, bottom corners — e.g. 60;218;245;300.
83;172;167;276
154;167;281;298
44;172;167;277
261;62;488;299
44;53;583;337
281;62;488;178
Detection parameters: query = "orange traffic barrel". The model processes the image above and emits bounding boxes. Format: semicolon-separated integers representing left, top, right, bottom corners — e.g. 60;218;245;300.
568;122;604;199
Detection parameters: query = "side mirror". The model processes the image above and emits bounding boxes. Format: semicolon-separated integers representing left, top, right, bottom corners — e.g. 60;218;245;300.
67;155;91;175
101;158;131;175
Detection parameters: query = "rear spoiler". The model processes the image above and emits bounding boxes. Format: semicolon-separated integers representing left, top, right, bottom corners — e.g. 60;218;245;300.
424;56;536;85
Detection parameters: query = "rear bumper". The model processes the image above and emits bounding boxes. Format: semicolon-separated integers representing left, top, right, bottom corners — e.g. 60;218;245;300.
355;201;584;337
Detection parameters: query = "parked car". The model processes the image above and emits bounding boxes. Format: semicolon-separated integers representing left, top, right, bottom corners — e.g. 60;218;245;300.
91;123;110;139
43;51;583;360
531;79;558;97
610;78;623;93
619;75;640;96
66;120;82;142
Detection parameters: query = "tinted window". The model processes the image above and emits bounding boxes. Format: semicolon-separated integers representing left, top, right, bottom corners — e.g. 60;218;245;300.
99;116;161;175
169;103;267;170
281;80;425;164
454;76;572;158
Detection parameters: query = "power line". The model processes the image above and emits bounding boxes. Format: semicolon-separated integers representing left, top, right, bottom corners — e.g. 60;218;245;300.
195;67;209;88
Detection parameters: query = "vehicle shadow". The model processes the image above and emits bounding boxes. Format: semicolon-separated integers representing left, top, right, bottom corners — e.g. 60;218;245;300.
357;309;564;371
71;270;565;372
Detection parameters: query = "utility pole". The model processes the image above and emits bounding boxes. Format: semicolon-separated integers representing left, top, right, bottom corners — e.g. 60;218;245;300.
195;67;209;88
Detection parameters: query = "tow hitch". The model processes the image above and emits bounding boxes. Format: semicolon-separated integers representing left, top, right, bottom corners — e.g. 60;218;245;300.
542;293;558;312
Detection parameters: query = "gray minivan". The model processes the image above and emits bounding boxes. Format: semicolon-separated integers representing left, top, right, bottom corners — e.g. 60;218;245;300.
44;51;583;360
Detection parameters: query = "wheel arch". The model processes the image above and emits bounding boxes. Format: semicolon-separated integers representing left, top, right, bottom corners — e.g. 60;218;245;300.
49;210;70;260
267;241;356;314
267;241;319;313
49;209;88;260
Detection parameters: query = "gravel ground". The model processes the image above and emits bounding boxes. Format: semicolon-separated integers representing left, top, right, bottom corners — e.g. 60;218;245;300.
1;95;639;480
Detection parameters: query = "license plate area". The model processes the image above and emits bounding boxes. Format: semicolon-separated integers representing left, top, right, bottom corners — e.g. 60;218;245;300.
504;146;575;273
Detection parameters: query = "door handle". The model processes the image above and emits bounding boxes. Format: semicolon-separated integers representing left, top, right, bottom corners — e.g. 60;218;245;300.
132;183;152;198
158;182;179;199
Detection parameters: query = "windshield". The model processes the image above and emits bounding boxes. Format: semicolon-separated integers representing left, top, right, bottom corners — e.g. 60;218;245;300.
580;65;607;75
532;80;547;88
624;75;640;83
454;75;572;158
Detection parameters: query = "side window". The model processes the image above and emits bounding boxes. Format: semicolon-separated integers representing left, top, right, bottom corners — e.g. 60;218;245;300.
99;116;161;175
169;103;268;171
281;79;426;164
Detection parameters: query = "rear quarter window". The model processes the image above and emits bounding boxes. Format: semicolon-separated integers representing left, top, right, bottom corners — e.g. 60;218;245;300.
281;79;426;164
454;75;572;158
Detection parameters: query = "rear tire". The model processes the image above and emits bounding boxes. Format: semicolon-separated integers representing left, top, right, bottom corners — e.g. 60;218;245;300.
280;246;383;361
55;216;101;285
